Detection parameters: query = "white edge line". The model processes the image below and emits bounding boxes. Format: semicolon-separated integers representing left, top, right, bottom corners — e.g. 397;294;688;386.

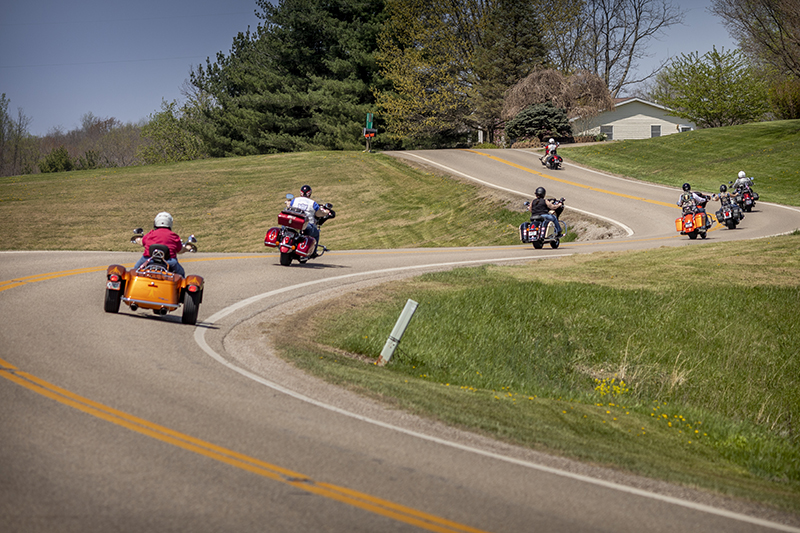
194;255;800;533
402;152;635;236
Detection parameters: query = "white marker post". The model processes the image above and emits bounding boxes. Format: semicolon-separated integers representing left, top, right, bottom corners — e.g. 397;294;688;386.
377;299;418;366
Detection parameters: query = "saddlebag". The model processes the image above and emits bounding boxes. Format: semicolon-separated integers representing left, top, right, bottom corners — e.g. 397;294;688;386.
264;227;280;248
295;236;316;257
519;222;531;243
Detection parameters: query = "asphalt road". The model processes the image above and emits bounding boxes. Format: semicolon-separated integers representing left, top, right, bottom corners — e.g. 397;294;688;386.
2;149;799;533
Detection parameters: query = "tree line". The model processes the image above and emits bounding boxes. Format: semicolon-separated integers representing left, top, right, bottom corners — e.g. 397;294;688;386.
2;0;798;178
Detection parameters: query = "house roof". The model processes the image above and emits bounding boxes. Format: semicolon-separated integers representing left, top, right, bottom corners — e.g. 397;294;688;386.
613;97;673;113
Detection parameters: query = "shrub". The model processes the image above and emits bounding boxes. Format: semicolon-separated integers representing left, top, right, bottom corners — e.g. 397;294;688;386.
505;102;571;142
38;146;74;173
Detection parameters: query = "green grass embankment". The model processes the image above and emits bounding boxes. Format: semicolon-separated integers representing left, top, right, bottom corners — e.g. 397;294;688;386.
280;235;800;513
562;120;800;206
0;151;525;252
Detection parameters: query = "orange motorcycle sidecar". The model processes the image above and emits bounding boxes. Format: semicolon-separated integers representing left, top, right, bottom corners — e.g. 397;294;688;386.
104;263;204;325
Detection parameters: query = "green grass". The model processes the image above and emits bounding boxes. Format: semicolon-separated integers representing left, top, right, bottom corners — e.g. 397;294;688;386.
562;120;800;206
0;151;524;252
279;235;800;512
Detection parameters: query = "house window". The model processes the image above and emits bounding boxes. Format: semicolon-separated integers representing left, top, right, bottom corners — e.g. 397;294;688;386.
600;125;613;140
651;125;661;137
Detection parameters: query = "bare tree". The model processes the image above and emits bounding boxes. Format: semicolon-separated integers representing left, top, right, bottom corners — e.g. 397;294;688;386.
577;0;685;97
710;0;800;79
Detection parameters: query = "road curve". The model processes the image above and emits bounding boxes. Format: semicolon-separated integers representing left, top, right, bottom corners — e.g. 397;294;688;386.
1;150;799;533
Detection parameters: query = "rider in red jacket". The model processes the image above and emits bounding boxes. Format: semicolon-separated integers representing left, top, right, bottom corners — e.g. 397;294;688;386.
133;212;186;276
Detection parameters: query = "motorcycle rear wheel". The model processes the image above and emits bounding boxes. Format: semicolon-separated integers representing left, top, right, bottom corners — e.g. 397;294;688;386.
280;252;293;266
532;241;544;249
104;288;121;313
182;291;200;325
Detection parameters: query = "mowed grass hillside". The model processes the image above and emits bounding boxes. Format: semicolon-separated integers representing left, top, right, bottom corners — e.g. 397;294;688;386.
563;119;800;206
0;151;524;252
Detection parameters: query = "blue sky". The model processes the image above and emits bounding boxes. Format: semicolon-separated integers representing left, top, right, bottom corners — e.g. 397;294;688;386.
1;0;735;137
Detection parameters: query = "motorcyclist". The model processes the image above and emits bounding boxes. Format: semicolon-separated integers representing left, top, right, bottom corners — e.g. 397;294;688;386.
528;186;563;236
713;184;739;207
677;183;712;229
133;212;187;276
732;170;752;192
285;184;330;255
732;170;759;201
541;138;559;167
712;183;744;221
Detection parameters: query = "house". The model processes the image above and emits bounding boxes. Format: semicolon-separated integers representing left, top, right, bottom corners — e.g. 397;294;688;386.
572;97;696;141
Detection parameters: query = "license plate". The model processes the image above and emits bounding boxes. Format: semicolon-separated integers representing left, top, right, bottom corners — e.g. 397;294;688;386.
107;281;121;290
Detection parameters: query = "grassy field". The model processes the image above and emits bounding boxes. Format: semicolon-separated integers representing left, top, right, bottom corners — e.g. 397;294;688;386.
562;120;800;206
3;121;800;513
280;235;800;512
0;151;531;252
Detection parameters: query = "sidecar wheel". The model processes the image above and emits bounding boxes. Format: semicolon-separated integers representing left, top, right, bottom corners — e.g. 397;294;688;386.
550;239;560;249
104;288;121;313
280;252;293;266
182;291;200;325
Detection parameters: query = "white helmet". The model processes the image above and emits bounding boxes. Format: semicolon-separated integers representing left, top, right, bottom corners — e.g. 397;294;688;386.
738;171;746;179
549;138;555;144
154;212;173;229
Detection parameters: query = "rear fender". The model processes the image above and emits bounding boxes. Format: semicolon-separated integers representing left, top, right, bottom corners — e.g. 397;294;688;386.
106;264;128;289
182;274;204;304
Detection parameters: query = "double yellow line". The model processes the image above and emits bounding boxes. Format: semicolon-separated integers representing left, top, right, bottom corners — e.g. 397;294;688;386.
0;262;490;532
0;265;107;293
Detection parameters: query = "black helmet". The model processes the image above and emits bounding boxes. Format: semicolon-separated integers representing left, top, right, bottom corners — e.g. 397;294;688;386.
720;184;727;193
682;183;691;191
535;187;546;198
300;184;312;197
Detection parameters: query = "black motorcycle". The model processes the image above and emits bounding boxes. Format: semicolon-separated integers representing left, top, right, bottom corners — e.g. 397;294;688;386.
715;197;744;229
520;198;567;249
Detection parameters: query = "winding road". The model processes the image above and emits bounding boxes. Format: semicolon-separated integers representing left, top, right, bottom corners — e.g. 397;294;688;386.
2;149;799;533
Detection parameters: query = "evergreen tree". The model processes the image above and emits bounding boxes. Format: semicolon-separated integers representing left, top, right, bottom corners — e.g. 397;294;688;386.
472;0;548;142
190;0;386;155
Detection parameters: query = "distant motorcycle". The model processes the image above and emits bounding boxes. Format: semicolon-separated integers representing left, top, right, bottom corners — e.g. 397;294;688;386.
520;198;568;249
731;177;758;212
264;194;336;266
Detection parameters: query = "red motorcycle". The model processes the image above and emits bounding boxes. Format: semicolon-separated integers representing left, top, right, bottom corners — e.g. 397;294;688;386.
264;195;335;266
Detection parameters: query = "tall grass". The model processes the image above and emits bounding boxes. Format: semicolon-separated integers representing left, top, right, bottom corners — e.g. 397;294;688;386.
282;235;800;510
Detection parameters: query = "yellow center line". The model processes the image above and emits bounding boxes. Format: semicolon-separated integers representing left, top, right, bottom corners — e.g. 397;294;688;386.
0;355;490;533
465;149;679;208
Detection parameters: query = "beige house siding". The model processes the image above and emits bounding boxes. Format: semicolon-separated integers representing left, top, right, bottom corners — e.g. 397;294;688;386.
574;98;696;141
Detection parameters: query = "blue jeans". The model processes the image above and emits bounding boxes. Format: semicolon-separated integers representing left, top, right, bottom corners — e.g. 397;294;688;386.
134;255;185;277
